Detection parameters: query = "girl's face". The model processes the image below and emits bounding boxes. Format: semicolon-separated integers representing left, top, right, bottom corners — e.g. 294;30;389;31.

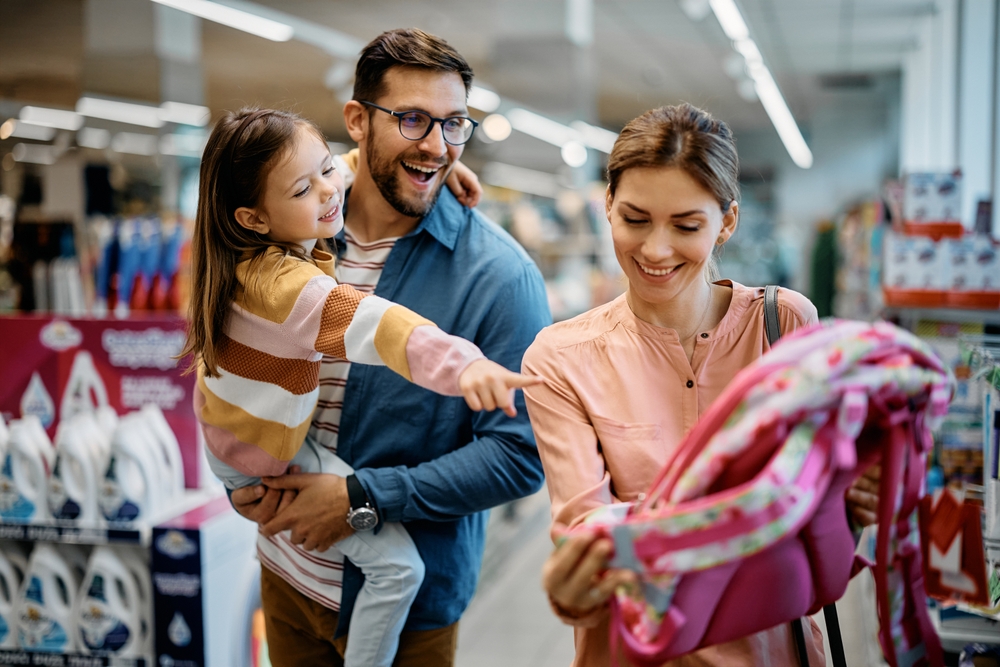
606;166;737;312
245;124;345;249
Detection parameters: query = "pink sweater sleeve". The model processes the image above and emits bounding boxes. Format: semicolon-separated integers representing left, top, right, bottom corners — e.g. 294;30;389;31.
404;325;486;396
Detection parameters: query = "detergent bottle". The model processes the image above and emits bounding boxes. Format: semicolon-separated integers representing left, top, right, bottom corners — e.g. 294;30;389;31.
0;417;53;523
14;543;79;652
111;546;152;657
75;546;143;656
48;416;104;524
0;548;22;648
99;415;163;523
60;350;110;424
140;404;185;499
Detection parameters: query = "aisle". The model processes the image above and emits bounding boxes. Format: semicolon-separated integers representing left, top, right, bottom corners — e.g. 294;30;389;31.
456;493;575;667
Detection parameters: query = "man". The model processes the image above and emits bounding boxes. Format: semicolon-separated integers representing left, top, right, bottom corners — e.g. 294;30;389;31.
231;28;551;666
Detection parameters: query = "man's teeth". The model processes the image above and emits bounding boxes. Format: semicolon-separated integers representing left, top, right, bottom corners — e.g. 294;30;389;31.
638;263;678;276
402;161;440;174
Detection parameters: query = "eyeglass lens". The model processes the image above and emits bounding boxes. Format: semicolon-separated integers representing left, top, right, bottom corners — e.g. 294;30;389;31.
398;112;475;145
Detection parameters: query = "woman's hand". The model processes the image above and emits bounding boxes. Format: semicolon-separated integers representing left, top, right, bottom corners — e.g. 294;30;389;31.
543;532;637;618
446;161;482;208
458;359;545;417
846;464;881;528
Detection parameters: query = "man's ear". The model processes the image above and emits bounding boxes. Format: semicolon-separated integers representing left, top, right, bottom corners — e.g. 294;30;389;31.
234;207;270;235
344;100;368;144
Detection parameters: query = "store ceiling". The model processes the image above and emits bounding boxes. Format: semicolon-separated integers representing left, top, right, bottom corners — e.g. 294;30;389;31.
1;0;931;151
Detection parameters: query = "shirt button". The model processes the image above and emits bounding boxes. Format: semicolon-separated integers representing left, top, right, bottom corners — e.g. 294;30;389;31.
686;380;694;388
700;333;709;339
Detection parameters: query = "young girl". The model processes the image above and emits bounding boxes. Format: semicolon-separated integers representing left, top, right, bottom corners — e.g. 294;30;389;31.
182;107;539;667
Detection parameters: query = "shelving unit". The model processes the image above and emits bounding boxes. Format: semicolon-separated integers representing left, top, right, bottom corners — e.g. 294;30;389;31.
884;306;1000;328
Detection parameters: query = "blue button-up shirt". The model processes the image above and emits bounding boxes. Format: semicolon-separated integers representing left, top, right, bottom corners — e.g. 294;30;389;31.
334;189;551;634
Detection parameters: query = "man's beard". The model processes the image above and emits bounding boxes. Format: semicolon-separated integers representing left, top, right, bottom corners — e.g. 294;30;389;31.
366;126;449;219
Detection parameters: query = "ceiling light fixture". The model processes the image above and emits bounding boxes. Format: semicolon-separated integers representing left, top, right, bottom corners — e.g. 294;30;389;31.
111;132;159;156
4;121;58;142
149;0;293;42
468;87;502;113
570;121;618;153
482;162;561;199
77;128;111;150
12;143;57;165
159;101;211;126
507;109;578;148
19;106;83;131
561;141;589;168
482;114;513;142
709;0;812;169
77;98;165;128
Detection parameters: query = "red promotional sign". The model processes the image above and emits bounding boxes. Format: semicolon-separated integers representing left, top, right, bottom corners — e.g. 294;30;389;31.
0;315;199;487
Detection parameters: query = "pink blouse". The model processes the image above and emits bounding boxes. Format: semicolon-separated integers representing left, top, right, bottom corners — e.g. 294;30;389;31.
523;281;825;667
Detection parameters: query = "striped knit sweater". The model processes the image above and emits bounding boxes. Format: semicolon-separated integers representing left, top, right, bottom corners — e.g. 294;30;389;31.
195;246;484;480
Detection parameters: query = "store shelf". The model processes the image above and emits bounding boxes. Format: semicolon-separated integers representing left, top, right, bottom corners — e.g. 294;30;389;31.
930;605;1000;652
0;648;146;666
883;306;1000;326
0;489;222;547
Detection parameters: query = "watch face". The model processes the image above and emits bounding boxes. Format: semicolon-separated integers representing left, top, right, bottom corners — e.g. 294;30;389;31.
348;507;378;531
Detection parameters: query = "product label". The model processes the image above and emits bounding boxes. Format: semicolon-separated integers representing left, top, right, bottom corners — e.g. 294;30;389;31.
47;457;81;521
19;372;55;429
0;455;36;522
99;458;140;522
17;601;68;652
0;612;8;645
78;600;131;653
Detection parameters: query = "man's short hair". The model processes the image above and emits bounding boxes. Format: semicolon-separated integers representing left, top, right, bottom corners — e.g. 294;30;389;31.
353;28;474;103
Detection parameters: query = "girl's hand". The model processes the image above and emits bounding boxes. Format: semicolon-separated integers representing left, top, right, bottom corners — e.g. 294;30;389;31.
543;532;637;617
458;359;544;417
846;463;880;527
446;161;483;208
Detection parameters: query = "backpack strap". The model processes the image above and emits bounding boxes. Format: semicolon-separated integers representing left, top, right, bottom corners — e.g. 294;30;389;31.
764;285;781;347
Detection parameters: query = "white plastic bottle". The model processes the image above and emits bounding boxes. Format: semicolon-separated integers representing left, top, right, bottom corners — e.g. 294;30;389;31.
14;543;79;652
99;415;163;523
0;417;53;523
111;546;152;658
74;546;143;656
0;548;22;648
60;350;110;423
140;404;185;501
48;420;103;524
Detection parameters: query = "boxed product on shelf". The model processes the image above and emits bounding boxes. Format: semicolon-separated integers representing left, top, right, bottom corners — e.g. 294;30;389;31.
882;231;1000;309
903;171;964;239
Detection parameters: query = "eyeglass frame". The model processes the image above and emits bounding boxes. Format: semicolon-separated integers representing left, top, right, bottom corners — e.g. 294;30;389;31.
360;101;479;146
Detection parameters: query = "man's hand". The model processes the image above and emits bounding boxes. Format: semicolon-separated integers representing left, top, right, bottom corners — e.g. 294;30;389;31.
230;465;300;526
846;464;881;528
260;473;353;552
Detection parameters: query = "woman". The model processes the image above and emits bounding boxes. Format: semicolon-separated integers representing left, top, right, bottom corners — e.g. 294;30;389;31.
523;104;879;666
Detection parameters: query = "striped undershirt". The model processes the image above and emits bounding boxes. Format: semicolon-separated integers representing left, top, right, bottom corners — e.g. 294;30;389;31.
256;231;400;611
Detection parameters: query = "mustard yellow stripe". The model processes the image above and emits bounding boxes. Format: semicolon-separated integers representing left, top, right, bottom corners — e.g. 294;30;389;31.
196;375;311;462
373;305;434;382
235;249;323;324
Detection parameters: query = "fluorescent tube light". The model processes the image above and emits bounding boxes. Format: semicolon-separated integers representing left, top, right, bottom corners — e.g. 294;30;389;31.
482;162;561;199
561;141;589;168
709;0;749;40
150;0;293;42
159;101;211;126
77;128;111;150
12;143;57;165
19;106;83;131
6;121;57;142
468;87;501;113
507;109;578;147
111;132;159;156
160;133;207;157
710;0;812;169
570;121;618;153
77;98;165;128
749;66;813;169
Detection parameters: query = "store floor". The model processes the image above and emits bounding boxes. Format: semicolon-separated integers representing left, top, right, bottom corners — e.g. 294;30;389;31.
457;493;892;667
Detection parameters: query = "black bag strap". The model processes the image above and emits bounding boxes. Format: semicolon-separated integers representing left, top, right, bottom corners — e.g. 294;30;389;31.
765;285;848;667
764;284;781;347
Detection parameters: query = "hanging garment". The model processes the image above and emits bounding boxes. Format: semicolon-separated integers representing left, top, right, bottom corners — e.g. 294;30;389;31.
574;319;954;667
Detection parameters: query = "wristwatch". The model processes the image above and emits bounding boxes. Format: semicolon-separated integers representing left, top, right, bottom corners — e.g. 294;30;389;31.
345;474;379;531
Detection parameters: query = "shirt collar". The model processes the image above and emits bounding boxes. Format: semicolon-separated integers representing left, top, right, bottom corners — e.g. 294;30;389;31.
337;187;462;252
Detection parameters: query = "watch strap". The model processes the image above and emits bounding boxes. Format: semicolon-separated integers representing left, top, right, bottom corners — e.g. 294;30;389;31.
346;474;370;510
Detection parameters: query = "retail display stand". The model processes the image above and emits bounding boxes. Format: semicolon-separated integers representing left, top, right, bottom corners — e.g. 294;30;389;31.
0;315;259;667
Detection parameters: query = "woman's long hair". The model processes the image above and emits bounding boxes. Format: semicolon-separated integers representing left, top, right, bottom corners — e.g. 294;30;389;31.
179;108;326;377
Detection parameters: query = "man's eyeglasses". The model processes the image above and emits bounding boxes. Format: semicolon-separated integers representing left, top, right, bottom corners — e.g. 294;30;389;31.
361;101;479;146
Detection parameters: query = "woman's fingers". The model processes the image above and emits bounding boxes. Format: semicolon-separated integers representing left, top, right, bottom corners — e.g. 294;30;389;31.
545;533;616;611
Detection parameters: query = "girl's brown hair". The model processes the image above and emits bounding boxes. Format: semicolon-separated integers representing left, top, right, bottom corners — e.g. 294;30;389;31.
179;108;326;377
607;103;740;210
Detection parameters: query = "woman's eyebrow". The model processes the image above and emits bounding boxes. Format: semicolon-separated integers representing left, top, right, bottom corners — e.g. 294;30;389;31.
670;209;708;219
619;201;650;215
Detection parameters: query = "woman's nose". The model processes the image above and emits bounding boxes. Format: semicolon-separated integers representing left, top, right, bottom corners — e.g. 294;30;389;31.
641;228;675;261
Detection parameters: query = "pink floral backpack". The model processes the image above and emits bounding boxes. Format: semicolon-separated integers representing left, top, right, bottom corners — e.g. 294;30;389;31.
577;317;953;667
